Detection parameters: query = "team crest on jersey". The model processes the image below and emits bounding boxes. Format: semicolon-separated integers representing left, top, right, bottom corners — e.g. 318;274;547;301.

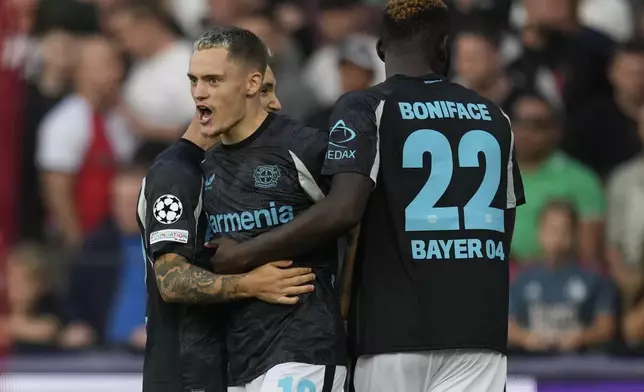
253;165;281;189
152;194;183;224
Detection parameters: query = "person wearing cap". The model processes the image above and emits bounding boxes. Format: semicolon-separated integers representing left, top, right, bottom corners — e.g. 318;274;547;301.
305;35;376;129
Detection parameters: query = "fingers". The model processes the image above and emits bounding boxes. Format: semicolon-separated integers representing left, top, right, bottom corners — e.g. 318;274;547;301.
278;267;313;278
275;296;300;305
268;260;293;268
282;273;316;287
282;284;315;296
204;241;218;248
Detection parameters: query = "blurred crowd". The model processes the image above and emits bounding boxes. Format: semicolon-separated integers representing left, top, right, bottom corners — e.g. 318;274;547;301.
2;0;644;359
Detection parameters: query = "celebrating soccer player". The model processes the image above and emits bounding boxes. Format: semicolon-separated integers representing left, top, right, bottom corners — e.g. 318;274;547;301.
137;55;312;392
190;26;347;391
210;1;526;391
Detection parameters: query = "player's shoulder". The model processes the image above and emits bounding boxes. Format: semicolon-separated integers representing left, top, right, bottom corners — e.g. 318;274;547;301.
448;82;511;126
41;95;89;128
267;114;328;146
335;86;387;113
147;141;203;184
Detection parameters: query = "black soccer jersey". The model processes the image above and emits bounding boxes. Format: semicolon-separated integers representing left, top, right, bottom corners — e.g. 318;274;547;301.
201;114;346;385
137;139;226;392
324;74;526;357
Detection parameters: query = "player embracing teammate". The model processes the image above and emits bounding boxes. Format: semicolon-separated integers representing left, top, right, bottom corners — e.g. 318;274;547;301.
205;1;525;392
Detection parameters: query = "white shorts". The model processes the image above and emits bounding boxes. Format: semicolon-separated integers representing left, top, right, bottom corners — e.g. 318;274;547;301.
228;362;347;392
354;350;506;392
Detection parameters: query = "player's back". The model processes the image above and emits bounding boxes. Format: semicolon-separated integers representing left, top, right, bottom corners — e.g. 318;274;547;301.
346;74;525;357
138;139;226;392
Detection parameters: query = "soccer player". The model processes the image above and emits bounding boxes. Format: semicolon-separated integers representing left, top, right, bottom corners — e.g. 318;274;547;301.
138;79;314;392
210;1;526;391
260;65;281;113
190;26;347;391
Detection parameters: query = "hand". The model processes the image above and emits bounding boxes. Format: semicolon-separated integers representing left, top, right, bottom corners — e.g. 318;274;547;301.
556;330;585;352
129;325;147;350
522;332;551;352
58;323;95;349
207;237;248;274
241;261;315;305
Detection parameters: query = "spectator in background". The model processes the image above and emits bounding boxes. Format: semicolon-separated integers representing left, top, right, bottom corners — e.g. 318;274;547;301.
453;25;529;114
564;41;644;179
512;0;614;115
623;283;644;351
108;0;194;141
605;105;644;306
511;93;604;264
305;34;375;129
20;0;100;243
8;242;65;353
234;11;317;120
508;201;616;354
60;150;157;351
36;36;137;248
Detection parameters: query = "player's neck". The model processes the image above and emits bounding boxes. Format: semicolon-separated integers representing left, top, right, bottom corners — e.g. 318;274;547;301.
385;54;437;79
221;105;268;146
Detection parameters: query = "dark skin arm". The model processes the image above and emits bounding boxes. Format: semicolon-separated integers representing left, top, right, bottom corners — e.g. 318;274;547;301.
210;173;373;274
155;253;316;304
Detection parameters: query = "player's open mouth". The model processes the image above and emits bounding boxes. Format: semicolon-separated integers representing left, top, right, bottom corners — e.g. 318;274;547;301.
197;105;213;124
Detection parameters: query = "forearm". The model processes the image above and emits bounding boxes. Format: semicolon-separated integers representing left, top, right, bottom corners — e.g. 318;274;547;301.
624;305;644;343
508;319;531;347
154;253;251;303
580;316;614;346
229;173;372;273
340;226;360;319
42;173;81;244
234;201;353;273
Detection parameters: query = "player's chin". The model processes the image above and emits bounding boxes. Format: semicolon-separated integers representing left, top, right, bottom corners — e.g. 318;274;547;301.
197;123;221;139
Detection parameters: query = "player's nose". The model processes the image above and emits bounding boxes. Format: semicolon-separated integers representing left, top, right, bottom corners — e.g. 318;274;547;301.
269;98;282;112
193;81;209;101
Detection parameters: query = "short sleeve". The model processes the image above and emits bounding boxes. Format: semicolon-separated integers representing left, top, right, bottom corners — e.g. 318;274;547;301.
140;162;203;262
36;98;89;172
503;111;525;209
321;90;383;184
288;126;330;202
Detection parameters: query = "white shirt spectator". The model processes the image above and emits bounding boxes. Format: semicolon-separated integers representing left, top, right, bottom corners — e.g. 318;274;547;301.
123;41;195;130
37;95;137;173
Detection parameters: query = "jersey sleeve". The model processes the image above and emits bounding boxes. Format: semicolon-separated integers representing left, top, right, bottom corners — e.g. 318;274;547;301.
140;162;203;262
288;126;331;202
504;114;526;209
321;90;383;184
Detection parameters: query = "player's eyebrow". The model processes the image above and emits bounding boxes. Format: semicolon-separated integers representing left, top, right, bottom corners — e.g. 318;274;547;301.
187;72;224;80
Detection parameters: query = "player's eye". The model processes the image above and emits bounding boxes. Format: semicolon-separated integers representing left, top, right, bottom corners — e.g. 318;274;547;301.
188;77;197;85
207;77;220;85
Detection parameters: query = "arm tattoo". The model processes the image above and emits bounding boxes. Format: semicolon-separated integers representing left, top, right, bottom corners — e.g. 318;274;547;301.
154;253;248;303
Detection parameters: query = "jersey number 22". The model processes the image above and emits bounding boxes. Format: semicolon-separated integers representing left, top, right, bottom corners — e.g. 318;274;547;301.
403;129;505;233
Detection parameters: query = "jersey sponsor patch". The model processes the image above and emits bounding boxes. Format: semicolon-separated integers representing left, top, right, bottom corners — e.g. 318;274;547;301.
152;194;183;224
150;229;189;244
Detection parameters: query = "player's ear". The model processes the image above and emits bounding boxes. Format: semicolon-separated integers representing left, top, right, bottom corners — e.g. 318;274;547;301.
376;38;385;62
439;34;451;77
246;70;263;97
